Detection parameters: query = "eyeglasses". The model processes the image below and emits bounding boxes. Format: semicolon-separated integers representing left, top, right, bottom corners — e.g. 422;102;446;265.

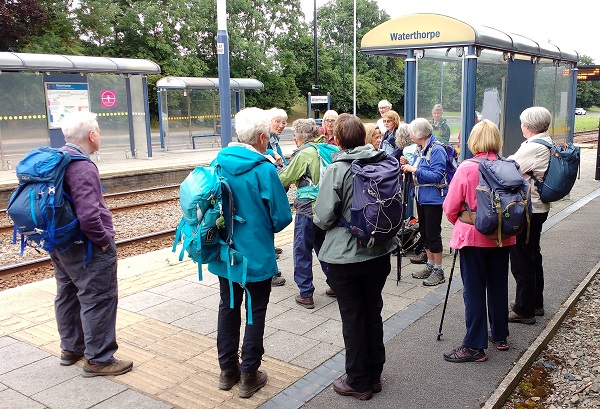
383;119;393;124
272;119;287;126
324;119;335;123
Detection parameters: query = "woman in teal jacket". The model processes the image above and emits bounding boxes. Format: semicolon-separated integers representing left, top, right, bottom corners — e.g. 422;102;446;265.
210;107;292;399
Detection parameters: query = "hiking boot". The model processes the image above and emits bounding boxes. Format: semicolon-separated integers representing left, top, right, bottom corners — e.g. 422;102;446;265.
488;335;509;351
508;311;536;325
332;377;373;400
275;270;282;277
443;346;487;363
423;268;445;286
274;247;283;254
238;370;268;398
60;350;84;366
295;294;314;309
271;275;286;286
510;301;544;317
325;288;336;298
218;363;241;390
82;358;133;377
410;251;427;264
412;263;433;279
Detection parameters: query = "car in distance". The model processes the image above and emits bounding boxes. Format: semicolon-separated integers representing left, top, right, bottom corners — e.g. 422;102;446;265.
575;107;587;115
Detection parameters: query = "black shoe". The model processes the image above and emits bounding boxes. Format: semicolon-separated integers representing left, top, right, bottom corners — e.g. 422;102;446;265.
239;370;268;398
275;247;283;254
409;251;427;264
218;363;241;390
443;346;487;363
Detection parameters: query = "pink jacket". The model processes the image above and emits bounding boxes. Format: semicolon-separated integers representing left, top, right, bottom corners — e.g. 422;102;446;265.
443;152;516;249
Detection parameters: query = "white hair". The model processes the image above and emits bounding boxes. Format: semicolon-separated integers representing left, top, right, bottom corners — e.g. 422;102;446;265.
322;110;339;121
235;107;270;145
409;118;433;139
378;100;392;108
268;107;288;121
520;106;552;133
61;111;98;142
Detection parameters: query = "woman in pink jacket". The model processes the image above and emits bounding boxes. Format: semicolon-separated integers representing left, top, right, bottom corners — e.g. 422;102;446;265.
441;120;516;363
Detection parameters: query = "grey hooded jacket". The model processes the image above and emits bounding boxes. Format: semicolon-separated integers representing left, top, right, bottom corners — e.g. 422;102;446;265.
314;145;397;264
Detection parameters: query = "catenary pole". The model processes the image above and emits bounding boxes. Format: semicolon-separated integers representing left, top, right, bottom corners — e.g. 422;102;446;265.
217;0;232;147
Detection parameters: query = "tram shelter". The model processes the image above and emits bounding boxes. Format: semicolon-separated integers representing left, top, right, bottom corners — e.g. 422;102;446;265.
156;77;264;150
0;52;160;169
361;14;580;158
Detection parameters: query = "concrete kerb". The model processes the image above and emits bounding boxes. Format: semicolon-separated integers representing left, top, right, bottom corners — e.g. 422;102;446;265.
482;260;600;409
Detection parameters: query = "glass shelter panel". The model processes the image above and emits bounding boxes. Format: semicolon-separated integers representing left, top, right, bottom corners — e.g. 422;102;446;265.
0;72;48;169
535;62;571;144
475;62;508;152
416;57;463;143
88;74;130;157
129;75;149;158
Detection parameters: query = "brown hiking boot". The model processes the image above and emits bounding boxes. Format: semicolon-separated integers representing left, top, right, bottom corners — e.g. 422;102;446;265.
271;275;286;286
218;363;241;390
239;370;268;398
60;350;84;366
295;294;314;309
82;358;133;378
409;251;427;264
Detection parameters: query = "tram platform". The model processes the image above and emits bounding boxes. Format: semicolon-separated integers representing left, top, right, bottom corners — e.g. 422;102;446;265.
1;143;599;409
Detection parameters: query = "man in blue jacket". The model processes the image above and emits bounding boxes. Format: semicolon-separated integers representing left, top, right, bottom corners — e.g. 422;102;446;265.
210;107;292;398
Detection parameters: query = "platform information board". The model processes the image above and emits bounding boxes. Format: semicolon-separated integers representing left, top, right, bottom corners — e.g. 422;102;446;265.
45;82;90;129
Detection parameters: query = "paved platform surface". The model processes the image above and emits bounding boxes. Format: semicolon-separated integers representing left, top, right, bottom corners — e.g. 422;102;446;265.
1;143;599;408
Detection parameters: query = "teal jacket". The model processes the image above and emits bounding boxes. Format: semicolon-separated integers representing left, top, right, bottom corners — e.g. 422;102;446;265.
278;143;321;217
208;143;292;282
313;145;396;264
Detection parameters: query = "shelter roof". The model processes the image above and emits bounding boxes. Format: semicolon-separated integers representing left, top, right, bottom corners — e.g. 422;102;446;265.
156;77;264;90
361;14;578;63
0;52;160;74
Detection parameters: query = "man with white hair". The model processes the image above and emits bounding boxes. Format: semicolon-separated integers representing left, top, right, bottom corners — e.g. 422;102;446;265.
210;107;292;398
53;111;133;377
376;100;392;133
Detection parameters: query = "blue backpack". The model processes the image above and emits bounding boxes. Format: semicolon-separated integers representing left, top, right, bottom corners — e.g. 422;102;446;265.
529;139;580;203
463;157;531;245
338;155;403;248
296;142;339;200
172;166;256;323
7;147;89;254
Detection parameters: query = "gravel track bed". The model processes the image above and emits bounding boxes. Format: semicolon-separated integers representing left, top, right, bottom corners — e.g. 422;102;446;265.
503;275;600;408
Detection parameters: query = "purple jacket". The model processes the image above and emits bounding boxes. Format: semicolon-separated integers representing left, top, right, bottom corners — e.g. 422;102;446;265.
62;144;115;247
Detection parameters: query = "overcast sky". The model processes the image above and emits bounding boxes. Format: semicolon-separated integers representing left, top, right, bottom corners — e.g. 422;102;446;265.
300;0;600;64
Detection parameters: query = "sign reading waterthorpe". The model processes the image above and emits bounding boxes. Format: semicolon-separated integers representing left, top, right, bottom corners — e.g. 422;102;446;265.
310;95;329;104
389;30;441;42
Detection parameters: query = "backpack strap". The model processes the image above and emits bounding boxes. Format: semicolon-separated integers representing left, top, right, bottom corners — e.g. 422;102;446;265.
416;140;449;190
526;139;552;188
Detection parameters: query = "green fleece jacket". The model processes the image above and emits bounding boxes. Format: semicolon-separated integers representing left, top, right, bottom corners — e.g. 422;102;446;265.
313;145;397;264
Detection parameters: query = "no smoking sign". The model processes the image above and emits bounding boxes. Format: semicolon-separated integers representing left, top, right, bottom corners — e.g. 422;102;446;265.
100;90;117;107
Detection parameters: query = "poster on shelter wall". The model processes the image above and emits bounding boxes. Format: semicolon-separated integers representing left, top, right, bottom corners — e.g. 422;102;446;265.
45;83;90;129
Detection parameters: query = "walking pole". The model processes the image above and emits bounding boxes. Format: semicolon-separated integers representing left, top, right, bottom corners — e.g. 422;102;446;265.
437;249;458;341
396;172;411;285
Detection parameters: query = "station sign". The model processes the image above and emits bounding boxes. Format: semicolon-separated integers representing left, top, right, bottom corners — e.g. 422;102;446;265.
310;95;329;104
574;66;600;81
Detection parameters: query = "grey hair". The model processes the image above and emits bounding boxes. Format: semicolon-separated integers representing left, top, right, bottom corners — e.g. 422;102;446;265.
61;111;98;142
378;99;392;108
235;107;270;145
520;106;551;134
268;107;288;121
409;118;433;139
432;104;443;112
292;118;319;144
395;122;412;149
322;110;339;121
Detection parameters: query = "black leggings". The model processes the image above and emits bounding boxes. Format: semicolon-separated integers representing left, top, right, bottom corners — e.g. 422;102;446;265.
416;203;443;253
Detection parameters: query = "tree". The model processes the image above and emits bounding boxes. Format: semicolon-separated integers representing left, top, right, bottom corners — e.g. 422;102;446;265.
314;0;402;118
576;55;600;109
0;0;48;51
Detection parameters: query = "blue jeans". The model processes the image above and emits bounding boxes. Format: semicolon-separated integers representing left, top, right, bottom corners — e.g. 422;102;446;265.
293;213;328;298
51;239;118;365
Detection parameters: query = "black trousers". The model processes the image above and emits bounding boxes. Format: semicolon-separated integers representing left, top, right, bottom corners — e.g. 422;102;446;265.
416;202;444;254
510;212;548;318
217;277;271;374
327;254;391;393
